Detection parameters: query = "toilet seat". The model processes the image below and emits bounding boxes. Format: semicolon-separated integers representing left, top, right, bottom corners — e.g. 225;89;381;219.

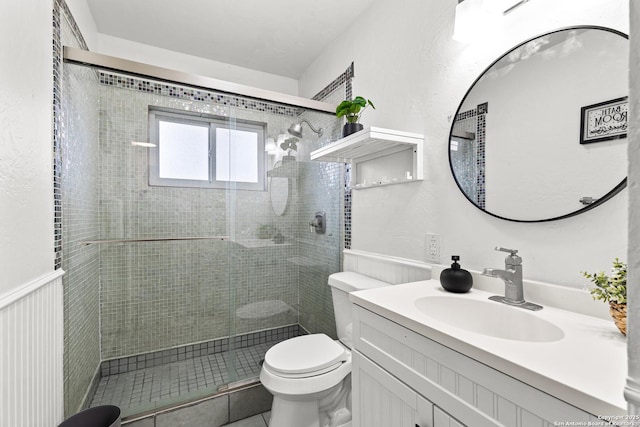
264;334;348;378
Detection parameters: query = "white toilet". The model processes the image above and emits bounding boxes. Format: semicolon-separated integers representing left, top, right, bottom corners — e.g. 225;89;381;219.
260;272;390;427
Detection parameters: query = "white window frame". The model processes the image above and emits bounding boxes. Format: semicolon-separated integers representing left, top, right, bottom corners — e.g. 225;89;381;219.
148;108;266;191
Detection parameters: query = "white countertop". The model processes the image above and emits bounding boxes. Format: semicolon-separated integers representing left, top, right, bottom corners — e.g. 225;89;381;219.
350;279;627;416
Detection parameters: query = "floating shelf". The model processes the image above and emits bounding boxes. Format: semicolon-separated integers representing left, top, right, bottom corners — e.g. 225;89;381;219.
310;127;424;189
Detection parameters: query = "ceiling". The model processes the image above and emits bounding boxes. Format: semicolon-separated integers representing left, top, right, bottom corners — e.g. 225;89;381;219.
85;0;375;79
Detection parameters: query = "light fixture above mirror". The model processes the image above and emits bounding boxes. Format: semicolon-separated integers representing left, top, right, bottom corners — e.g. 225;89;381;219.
453;0;534;43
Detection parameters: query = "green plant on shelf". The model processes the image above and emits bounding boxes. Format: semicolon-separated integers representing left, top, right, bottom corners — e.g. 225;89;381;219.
335;96;375;124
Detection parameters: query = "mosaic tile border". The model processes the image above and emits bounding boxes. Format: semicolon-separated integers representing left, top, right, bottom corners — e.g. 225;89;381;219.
312;62;354;102
53;0;63;270
100;325;303;377
344;164;353;250
477;112;486;209
455;108;476;121
309;62;354;250
456;104;487;209
54;0;90;271
98;71;299;117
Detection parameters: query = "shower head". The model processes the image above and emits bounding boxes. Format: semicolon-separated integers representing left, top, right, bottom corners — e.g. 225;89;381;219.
287;123;304;138
288;119;323;138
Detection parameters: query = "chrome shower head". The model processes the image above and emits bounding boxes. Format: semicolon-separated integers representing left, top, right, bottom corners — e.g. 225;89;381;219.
288;119;323;137
287;123;303;138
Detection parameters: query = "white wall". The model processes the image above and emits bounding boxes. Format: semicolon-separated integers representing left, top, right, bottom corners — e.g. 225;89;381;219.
299;0;629;289
0;1;65;425
626;0;640;415
65;0;299;96
64;0;98;48
0;0;55;295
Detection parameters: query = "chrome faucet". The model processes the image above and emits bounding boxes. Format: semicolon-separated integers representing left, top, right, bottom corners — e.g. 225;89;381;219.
482;247;542;311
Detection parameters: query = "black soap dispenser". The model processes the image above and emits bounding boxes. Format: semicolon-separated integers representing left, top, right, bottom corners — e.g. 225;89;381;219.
440;256;473;293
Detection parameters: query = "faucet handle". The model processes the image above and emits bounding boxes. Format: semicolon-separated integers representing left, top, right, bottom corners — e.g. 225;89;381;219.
495;246;522;266
495;246;518;256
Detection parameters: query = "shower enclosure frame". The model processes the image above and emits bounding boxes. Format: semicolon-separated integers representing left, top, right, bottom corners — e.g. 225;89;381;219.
63;47;335;115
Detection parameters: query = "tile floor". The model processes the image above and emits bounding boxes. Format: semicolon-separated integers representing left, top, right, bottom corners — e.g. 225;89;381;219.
224;412;270;427
91;341;277;417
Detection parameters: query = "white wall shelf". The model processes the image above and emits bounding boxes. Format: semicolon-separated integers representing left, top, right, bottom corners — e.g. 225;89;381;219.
310;127;424;189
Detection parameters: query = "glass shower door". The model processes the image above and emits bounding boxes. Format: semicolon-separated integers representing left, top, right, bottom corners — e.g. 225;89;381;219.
224;107;301;388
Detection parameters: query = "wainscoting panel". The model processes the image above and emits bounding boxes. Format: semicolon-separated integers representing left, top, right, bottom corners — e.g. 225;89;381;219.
343;249;431;284
0;271;65;427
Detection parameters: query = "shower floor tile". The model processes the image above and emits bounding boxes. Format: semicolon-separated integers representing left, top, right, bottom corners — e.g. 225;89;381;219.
89;341;275;416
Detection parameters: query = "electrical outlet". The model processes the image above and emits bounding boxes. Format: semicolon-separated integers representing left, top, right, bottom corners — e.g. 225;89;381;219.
425;233;441;264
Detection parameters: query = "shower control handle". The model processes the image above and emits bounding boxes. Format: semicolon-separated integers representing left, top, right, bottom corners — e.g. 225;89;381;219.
309;211;326;234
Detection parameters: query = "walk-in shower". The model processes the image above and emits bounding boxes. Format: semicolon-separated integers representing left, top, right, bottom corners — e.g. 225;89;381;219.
59;44;347;419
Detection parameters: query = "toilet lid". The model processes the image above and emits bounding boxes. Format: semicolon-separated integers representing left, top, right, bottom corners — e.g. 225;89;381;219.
264;334;348;378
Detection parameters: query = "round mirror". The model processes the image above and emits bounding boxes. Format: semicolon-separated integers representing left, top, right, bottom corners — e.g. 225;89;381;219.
269;161;289;216
449;26;628;222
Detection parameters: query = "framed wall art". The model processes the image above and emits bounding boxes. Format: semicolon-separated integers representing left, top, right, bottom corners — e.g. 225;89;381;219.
580;96;628;144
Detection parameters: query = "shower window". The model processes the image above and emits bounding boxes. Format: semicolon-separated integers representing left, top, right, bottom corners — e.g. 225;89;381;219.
149;108;266;190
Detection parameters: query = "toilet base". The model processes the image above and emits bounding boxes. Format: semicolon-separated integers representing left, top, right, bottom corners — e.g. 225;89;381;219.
270;399;320;427
269;399;352;427
266;375;352;427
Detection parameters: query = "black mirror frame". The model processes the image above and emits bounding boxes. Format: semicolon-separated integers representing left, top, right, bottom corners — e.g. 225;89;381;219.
448;25;628;223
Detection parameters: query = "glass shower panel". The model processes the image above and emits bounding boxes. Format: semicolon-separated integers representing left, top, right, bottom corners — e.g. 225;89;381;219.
60;61;102;417
62;60;342;418
95;74;236;415
226;107;344;386
294;110;344;339
450;136;478;203
225;105;302;385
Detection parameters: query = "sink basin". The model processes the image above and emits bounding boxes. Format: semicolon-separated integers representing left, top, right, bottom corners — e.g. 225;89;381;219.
414;296;564;342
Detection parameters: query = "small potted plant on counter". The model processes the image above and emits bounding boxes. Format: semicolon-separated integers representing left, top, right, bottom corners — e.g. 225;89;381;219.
582;258;627;335
335;96;375;137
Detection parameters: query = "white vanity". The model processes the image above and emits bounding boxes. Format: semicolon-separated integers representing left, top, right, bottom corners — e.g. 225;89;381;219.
349;280;627;427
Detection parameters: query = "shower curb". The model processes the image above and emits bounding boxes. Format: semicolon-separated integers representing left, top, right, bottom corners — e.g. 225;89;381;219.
100;324;301;377
121;379;271;426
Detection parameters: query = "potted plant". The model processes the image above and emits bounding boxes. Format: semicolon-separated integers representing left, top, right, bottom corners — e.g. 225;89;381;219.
280;137;298;162
582;258;627;335
335;96;375;137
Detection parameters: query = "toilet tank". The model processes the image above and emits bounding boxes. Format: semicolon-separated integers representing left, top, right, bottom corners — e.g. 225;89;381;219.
328;272;391;348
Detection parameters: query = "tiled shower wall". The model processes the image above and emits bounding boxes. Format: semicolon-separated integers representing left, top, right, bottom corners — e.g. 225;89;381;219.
96;75;334;359
58;1;102;416
296;84;348;338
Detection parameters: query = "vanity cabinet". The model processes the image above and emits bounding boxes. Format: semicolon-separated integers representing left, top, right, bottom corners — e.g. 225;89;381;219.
354;351;462;427
352;305;605;427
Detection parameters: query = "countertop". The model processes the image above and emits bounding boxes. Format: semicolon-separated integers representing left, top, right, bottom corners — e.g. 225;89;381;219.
350;279;627;416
